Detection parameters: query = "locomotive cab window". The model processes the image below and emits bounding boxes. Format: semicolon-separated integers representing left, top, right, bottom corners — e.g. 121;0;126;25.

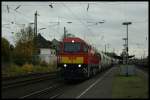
64;42;81;53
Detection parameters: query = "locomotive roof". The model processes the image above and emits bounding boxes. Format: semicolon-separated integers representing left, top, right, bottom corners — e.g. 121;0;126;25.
63;37;86;43
63;37;117;60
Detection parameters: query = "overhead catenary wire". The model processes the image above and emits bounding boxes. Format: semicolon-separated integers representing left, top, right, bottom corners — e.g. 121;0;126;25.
2;5;108;37
5;5;66;39
2;2;147;6
61;3;107;48
62;3;96;37
2;5;55;40
3;5;49;28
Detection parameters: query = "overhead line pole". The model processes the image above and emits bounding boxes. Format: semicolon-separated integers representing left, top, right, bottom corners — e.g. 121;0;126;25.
64;27;66;38
34;11;38;37
33;10;39;63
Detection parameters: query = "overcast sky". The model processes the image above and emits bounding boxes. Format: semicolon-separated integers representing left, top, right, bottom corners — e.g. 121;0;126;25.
2;1;148;58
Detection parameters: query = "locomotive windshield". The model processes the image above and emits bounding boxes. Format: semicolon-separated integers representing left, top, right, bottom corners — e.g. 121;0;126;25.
64;42;81;52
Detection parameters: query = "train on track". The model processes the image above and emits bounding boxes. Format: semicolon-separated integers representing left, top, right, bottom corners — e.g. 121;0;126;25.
57;37;118;80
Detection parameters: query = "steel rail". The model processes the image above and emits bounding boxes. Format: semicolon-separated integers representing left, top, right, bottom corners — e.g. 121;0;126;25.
20;83;65;98
2;72;58;89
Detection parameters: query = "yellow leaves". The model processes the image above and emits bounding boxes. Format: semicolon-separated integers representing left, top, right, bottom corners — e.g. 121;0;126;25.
14;40;34;63
22;63;33;73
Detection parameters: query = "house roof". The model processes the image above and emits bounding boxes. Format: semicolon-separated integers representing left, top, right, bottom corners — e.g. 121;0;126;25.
34;34;52;48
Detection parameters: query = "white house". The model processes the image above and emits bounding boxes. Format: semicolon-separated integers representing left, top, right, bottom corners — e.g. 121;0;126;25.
39;48;57;64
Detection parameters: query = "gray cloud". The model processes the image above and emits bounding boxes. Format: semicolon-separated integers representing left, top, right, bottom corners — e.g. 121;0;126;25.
2;1;148;58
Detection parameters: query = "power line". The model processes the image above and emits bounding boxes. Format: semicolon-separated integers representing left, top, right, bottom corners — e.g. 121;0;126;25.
2;2;147;6
132;20;148;23
62;3;96;37
3;4;61;39
59;15;104;22
8;7;32;23
3;5;49;27
3;6;55;40
62;3;106;48
2;3;95;6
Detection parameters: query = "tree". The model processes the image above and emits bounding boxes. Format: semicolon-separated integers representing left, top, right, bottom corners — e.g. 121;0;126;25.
14;40;34;65
14;25;36;65
1;37;10;61
1;37;14;62
15;25;34;44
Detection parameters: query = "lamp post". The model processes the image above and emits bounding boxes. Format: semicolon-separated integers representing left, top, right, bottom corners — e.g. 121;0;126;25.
122;22;132;64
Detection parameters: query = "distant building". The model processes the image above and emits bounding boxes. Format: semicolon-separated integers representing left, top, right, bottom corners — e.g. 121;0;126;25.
35;34;57;64
35;34;52;49
51;38;62;54
39;48;56;64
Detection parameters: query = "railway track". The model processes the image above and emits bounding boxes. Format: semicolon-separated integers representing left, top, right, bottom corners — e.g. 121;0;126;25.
2;66;114;98
2;72;59;89
20;83;65;98
2;65;148;98
19;66;114;98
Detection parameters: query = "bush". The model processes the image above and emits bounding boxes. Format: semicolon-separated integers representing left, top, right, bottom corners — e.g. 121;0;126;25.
22;63;33;73
40;61;48;67
2;64;25;77
2;62;58;78
14;58;26;66
32;55;41;65
48;61;57;72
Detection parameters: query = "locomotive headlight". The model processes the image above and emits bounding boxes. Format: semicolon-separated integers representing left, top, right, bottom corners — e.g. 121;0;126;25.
78;64;81;67
64;64;67;67
72;40;75;43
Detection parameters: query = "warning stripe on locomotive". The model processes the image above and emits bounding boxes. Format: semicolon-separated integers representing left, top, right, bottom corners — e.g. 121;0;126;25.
61;56;83;64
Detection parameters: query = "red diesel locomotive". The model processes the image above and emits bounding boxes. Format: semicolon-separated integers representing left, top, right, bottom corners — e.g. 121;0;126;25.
57;37;113;80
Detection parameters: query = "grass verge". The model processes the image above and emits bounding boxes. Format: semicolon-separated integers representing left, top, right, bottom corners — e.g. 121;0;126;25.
112;68;148;98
